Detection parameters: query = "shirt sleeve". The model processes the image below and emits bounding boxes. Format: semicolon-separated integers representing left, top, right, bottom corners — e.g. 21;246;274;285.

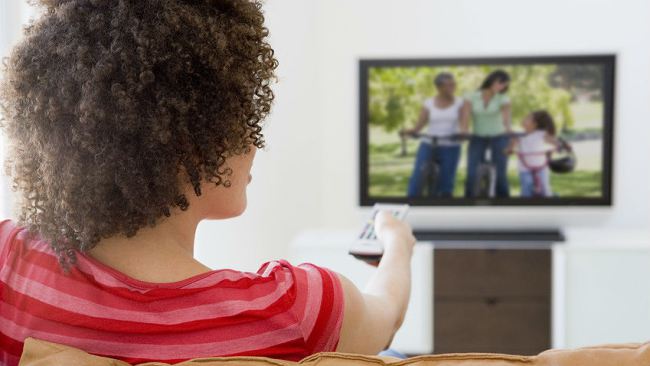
500;94;511;106
281;261;345;353
0;219;18;270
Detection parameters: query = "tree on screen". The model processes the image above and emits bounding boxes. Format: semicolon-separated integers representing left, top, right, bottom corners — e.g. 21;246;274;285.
368;64;576;133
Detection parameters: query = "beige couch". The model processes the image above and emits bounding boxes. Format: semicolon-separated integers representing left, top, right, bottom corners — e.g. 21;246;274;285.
18;337;650;366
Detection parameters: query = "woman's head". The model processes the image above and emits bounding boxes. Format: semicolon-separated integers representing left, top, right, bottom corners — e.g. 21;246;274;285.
523;110;556;136
0;0;277;265
434;72;456;98
480;70;510;94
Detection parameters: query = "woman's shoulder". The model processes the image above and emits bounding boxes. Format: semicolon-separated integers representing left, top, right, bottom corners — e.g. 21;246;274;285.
0;219;28;267
496;92;511;104
0;219;15;266
259;260;343;305
257;260;341;289
258;260;344;351
0;219;17;236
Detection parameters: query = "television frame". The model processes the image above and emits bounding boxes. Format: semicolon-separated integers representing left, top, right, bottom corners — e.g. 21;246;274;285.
359;54;616;207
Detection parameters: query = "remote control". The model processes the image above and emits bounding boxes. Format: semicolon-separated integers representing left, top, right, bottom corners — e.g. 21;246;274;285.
349;203;410;263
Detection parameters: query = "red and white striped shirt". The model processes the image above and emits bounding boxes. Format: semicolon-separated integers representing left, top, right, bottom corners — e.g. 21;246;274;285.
0;220;344;365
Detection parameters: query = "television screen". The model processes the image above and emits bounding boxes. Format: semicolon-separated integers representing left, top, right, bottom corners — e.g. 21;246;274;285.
359;55;615;206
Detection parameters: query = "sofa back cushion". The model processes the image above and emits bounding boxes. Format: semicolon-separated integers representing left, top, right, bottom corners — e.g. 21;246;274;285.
18;337;650;366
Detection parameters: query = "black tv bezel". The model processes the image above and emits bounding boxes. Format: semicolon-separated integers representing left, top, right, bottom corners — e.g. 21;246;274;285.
359;54;616;207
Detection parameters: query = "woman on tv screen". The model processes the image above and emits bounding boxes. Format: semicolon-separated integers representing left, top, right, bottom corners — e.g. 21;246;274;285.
463;70;513;198
401;73;465;198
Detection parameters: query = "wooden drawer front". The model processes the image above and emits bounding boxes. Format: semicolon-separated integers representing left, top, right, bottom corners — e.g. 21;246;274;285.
434;249;551;298
434;299;550;355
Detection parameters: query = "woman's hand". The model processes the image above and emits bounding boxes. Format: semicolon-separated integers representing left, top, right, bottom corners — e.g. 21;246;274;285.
374;211;416;259
336;211;416;354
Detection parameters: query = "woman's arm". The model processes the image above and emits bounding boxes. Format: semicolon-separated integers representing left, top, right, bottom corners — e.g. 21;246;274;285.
401;107;428;135
336;212;416;354
460;100;471;134
501;103;513;133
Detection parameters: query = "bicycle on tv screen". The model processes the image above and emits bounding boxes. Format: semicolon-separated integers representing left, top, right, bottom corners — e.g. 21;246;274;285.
359;55;615;206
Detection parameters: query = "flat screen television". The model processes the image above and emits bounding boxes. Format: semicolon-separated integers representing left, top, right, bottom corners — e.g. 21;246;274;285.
359;55;615;206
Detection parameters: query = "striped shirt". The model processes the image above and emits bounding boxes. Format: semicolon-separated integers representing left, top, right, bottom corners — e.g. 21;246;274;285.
0;220;344;365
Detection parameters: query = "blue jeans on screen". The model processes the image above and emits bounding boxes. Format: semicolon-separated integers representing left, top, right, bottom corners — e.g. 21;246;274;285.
519;168;552;197
407;143;461;198
464;135;511;198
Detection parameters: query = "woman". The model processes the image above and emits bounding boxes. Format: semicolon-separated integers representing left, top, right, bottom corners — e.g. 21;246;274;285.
403;73;465;198
0;1;416;364
462;70;513;198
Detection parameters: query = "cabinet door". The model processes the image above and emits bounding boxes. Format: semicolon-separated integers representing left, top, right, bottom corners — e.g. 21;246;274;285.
435;299;550;355
435;249;551;298
434;249;551;355
565;248;650;348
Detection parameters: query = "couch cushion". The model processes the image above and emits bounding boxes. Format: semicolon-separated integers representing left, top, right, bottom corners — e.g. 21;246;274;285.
18;337;650;366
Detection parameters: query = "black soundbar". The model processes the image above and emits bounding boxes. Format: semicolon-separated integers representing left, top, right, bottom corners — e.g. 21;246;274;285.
413;229;565;242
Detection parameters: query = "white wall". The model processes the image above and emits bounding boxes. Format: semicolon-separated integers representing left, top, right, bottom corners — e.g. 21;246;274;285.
197;0;650;270
0;3;40;219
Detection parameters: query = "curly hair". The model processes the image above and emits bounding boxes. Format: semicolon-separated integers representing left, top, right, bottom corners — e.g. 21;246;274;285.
0;0;278;267
531;110;556;136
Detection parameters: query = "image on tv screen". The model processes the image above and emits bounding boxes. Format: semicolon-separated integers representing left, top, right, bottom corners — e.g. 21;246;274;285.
360;55;614;206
